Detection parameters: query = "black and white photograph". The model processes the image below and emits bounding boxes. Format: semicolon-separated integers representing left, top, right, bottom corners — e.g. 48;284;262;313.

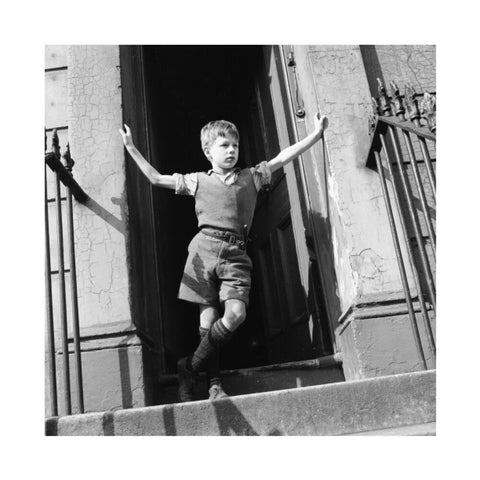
44;44;436;436
5;0;480;476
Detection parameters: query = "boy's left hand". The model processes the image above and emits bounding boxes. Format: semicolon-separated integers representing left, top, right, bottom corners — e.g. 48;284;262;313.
313;112;329;136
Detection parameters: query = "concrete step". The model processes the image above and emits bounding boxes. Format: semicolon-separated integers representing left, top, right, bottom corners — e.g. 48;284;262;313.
156;355;345;404
46;369;435;436
347;421;436;436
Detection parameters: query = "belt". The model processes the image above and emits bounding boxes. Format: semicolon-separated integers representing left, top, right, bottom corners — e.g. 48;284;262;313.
201;229;247;250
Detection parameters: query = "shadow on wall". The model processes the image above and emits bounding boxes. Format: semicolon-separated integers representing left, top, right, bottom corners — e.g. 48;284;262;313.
118;347;133;409
359;45;386;97
308;209;343;349
81;194;128;237
306;139;343;345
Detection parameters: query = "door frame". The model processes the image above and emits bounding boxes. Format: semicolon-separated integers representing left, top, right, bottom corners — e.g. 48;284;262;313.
119;45;167;370
262;45;335;353
261;46;311;295
119;45;335;372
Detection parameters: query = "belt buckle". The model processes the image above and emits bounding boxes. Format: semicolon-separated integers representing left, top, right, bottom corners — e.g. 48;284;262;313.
228;235;236;245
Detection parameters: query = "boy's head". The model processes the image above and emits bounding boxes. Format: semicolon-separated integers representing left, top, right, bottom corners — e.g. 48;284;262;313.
200;120;240;171
200;120;239;151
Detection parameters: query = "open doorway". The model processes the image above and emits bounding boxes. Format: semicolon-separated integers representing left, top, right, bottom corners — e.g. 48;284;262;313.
122;45;332;373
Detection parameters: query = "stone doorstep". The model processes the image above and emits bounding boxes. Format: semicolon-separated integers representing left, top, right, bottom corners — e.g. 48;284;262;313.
156;355;345;404
46;369;436;436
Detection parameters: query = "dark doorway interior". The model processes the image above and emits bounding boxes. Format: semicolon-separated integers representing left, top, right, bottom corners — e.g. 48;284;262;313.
140;45;328;373
142;46;270;372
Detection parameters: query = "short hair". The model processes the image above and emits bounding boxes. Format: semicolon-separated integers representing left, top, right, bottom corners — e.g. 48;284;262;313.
200;120;239;150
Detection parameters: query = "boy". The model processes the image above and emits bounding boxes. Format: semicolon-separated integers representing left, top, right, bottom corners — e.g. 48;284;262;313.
119;112;328;402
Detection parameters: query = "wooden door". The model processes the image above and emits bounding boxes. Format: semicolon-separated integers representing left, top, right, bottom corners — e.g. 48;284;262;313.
119;46;166;367
242;47;323;364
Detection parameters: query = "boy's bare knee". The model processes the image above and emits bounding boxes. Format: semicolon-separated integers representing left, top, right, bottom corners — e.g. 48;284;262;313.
199;305;219;328
223;300;246;330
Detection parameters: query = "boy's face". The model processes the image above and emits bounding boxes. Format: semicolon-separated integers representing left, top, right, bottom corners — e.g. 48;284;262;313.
204;133;239;173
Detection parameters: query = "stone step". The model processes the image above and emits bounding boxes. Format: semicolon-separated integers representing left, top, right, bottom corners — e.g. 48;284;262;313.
46;369;435;436
347;421;436;436
156;355;345;404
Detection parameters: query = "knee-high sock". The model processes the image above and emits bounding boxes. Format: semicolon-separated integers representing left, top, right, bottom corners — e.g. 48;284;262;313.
199;327;221;387
190;319;233;373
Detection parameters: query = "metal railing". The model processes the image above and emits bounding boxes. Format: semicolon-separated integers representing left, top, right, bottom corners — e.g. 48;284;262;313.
366;80;436;370
45;129;87;416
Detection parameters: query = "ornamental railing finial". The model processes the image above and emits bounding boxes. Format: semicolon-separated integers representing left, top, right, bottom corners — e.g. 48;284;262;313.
420;92;436;134
377;78;392;116
404;83;421;127
390;80;405;121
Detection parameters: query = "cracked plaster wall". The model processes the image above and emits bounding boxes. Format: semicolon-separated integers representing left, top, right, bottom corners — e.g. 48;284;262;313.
45;345;145;416
297;45;405;313
339;313;434;380
363;45;436;93
66;46;131;331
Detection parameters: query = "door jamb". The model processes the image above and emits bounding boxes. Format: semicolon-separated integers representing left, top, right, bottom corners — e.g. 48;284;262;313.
263;45;335;351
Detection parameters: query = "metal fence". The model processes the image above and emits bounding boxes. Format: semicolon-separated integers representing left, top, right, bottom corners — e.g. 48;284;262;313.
45;129;87;416
366;80;436;370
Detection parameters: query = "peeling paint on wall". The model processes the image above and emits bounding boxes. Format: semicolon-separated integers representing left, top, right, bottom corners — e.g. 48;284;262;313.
67;45;131;331
298;45;417;312
362;45;436;94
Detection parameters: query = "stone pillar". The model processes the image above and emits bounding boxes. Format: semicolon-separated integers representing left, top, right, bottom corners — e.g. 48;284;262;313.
293;45;434;380
46;45;148;415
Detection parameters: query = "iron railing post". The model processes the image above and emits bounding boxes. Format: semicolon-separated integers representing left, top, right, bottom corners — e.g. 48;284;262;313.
45;165;58;417
52;130;72;415
46;128;88;417
373;147;427;369
63;145;85;413
417;136;436;200
378;133;436;362
387;125;436;312
401;130;436;257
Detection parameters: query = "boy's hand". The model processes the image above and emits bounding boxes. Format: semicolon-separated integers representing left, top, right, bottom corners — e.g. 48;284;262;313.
119;124;134;148
313;113;329;136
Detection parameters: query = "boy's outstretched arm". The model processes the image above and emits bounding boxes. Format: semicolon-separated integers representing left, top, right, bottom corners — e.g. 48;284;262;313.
119;124;176;189
267;113;328;173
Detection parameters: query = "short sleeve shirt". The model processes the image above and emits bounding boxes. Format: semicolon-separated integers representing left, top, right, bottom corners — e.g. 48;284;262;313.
173;161;272;196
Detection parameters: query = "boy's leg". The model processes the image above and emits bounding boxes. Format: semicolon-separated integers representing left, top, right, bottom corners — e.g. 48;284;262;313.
220;299;247;332
199;305;221;388
178;300;246;402
199;304;218;329
179;299;246;369
177;305;217;403
199;305;230;400
190;299;246;372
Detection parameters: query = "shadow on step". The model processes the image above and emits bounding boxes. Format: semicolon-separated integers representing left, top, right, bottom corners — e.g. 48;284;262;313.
160;398;282;436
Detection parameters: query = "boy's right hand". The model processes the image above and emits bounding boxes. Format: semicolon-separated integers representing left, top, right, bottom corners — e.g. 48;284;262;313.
313;113;329;136
119;124;134;148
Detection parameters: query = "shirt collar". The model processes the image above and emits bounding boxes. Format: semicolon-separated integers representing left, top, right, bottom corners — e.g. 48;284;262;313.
207;167;241;176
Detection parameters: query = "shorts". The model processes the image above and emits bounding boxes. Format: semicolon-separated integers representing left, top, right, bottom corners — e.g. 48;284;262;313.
178;231;253;307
